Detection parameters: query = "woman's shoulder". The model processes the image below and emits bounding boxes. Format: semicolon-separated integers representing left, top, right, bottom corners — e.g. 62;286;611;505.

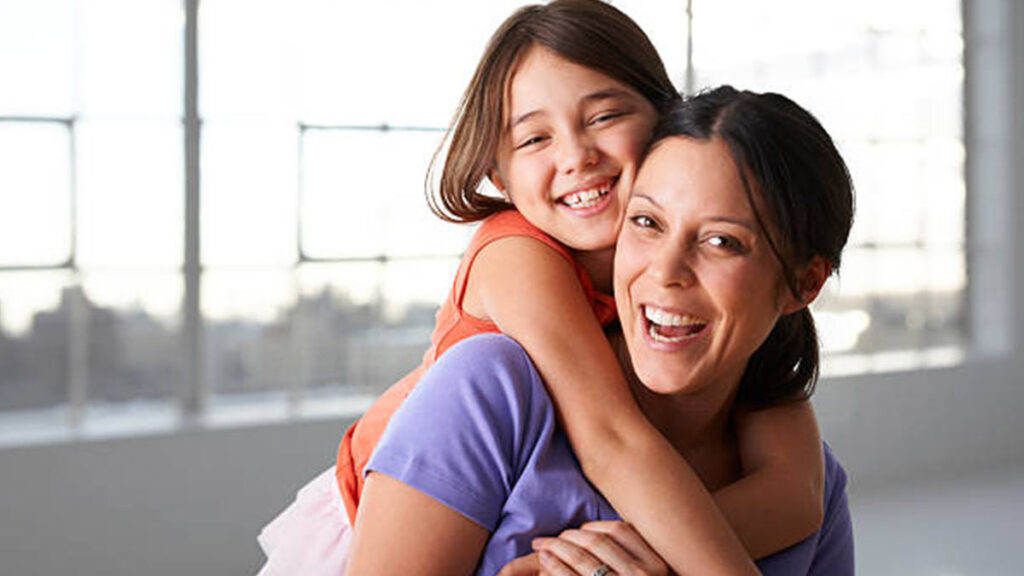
421;334;550;405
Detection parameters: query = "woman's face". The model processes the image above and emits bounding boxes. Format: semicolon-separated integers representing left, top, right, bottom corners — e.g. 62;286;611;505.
614;136;803;398
492;45;658;252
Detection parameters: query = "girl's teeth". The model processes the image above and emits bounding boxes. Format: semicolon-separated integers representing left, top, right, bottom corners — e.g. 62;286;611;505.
563;187;608;208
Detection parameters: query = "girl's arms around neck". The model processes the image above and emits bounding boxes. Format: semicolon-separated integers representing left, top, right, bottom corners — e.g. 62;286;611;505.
466;237;822;569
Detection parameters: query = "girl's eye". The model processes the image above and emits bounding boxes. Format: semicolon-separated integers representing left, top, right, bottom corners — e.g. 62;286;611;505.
516;135;546;149
591;111;624;125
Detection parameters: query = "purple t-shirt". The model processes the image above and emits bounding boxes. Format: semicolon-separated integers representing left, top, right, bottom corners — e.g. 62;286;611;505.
367;334;854;575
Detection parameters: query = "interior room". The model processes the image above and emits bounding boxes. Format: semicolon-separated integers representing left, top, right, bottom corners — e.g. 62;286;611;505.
1;0;1021;574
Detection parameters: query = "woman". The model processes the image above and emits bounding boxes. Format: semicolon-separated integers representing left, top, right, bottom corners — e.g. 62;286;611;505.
347;86;855;575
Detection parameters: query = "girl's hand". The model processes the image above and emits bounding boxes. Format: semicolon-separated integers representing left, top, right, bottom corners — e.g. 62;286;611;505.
532;521;669;576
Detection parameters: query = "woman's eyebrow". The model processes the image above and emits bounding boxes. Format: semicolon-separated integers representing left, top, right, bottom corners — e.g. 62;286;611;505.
708;216;758;233
629;192;662;208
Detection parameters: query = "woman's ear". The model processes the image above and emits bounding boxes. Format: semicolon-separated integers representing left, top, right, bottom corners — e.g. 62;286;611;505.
781;256;831;315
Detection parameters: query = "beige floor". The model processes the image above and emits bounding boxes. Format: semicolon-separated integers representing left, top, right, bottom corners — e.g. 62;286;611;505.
850;463;1024;575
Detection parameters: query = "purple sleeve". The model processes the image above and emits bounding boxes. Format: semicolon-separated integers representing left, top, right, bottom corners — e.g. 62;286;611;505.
365;334;549;531
808;444;855;576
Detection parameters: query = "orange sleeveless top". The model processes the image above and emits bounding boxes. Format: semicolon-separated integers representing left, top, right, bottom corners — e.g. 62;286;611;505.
335;210;617;523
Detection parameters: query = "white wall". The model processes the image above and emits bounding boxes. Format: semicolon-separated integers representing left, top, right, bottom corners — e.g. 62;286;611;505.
1;1;1022;575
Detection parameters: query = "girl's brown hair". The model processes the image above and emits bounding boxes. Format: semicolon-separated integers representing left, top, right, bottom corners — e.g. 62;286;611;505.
426;0;680;223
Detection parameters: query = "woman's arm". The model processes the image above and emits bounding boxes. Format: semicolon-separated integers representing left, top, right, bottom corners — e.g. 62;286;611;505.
715;401;825;558
467;237;758;574
347;472;488;575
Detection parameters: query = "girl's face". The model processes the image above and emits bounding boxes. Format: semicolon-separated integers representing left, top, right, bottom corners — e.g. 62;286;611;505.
614;136;811;400
492;45;658;252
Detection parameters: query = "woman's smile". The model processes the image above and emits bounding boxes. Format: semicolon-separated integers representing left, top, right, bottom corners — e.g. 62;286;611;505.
615;135;795;398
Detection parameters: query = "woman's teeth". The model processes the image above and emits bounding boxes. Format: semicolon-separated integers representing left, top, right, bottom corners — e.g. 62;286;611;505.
644;306;707;343
562;186;609;208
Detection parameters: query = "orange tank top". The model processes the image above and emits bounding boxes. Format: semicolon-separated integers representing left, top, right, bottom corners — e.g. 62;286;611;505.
334;210;617;523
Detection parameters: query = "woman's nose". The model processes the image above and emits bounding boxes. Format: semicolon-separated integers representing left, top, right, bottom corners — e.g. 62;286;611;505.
556;131;598;175
649;242;697;288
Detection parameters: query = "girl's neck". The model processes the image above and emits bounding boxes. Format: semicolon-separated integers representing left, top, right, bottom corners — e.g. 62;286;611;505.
571;246;615;294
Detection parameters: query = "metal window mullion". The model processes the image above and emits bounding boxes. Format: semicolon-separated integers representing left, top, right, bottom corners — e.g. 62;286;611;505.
67;119;88;427
685;0;695;94
182;0;205;417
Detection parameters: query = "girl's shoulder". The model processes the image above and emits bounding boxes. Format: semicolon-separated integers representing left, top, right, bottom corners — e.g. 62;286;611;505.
471;210;566;255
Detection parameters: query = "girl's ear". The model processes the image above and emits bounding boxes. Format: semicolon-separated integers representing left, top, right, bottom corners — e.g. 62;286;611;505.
488;167;510;200
781;256;831;315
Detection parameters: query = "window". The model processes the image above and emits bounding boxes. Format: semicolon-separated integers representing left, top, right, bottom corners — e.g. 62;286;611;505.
0;0;965;436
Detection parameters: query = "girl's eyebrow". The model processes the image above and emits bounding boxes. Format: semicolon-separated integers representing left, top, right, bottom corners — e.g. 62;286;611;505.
509;87;635;129
583;87;633;104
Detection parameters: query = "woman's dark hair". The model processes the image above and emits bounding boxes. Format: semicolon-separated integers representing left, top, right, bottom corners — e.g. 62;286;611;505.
427;0;681;223
654;85;855;407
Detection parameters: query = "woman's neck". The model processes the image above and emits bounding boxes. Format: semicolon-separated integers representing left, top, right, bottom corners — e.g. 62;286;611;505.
628;372;742;491
572;246;615;294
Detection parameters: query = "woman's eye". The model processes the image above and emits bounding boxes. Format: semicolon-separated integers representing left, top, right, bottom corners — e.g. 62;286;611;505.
707;235;744;252
629;214;658;229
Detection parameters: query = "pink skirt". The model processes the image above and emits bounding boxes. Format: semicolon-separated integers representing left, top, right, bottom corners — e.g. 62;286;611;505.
257;467;352;576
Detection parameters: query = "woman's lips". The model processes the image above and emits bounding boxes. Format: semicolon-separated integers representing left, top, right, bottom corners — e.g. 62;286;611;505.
642;304;708;347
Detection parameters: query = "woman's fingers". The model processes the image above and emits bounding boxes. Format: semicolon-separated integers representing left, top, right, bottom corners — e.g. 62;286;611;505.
498;552;543;576
578;521;668;572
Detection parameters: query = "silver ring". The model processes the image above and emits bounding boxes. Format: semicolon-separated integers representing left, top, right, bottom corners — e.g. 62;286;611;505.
592;565;614;576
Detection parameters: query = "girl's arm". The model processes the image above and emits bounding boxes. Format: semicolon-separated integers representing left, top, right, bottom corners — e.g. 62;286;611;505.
715;400;825;558
466;237;756;574
347;472;488;575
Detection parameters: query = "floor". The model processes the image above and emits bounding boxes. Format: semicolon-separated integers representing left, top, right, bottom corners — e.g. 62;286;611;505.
850;464;1024;575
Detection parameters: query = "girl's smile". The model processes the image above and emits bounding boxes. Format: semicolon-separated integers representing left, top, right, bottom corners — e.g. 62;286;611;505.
491;45;658;252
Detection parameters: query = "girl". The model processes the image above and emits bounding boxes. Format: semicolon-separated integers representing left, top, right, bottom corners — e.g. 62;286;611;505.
259;2;824;573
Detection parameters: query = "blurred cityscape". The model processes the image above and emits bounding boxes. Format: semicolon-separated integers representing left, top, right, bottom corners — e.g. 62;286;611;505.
0;284;438;414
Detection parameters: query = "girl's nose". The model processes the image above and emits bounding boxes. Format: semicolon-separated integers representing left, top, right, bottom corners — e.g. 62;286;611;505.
557;132;598;175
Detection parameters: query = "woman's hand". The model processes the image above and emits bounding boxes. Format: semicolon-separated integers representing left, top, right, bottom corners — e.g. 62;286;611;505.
499;553;543;576
531;521;669;576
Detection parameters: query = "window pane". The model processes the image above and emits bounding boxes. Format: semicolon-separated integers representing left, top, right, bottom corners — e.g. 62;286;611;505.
0;123;72;266
80;272;181;404
201;121;298;266
297;260;458;394
290;0;530;126
79;0;183;119
199;0;295;120
203;270;299;396
0;271;75;413
76;121;184;268
301;129;474;259
0;0;75;116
